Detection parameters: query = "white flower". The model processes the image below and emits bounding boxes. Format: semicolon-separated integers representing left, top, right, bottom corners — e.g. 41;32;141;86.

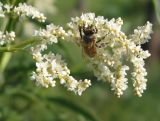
77;79;91;95
33;24;68;54
111;65;129;97
130;21;152;45
3;4;13;13
14;3;46;22
31;52;91;95
0;31;15;45
131;57;148;97
34;24;68;45
0;2;47;22
6;31;15;41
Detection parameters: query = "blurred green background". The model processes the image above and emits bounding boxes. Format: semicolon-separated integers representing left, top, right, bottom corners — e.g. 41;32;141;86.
0;0;160;121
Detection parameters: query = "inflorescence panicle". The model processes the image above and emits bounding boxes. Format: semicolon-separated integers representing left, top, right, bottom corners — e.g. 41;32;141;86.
32;24;91;95
0;1;152;98
68;13;152;97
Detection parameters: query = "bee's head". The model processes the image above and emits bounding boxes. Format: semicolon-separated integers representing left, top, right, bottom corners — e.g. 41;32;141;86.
83;25;97;35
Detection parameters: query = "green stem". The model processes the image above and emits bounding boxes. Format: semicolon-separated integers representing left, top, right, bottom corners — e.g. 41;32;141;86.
0;52;12;73
0;0;22;73
0;39;38;52
0;20;15;73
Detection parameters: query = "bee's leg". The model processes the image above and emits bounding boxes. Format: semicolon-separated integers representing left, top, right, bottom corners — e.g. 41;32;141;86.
96;33;108;43
96;42;108;48
78;25;84;45
92;38;96;47
78;25;83;39
96;36;105;43
95;28;98;34
96;35;109;48
96;39;101;43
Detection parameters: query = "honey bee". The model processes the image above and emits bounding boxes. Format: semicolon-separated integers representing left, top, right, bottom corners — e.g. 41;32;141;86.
78;24;98;57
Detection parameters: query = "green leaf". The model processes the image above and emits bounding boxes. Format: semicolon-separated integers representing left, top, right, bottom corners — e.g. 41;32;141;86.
45;96;101;121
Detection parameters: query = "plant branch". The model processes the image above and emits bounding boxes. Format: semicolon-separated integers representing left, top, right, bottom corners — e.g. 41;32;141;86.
0;38;38;52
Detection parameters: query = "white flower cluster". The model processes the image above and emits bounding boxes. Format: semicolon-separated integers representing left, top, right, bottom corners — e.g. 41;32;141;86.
32;24;91;95
68;13;152;97
0;31;15;45
0;2;46;22
34;24;67;45
130;22;152;45
0;2;13;17
31;53;91;95
14;3;46;22
0;2;47;46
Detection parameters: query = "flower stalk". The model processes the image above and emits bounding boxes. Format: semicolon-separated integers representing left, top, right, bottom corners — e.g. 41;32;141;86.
0;38;38;52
